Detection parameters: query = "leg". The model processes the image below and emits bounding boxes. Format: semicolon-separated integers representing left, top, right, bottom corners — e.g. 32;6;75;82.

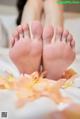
21;0;43;25
9;21;43;74
43;25;75;80
44;0;64;27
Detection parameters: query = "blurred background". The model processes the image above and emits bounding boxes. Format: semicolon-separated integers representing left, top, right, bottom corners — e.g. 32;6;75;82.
0;0;80;52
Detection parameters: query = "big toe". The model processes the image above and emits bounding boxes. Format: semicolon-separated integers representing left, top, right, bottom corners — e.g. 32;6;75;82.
31;21;43;40
43;25;54;44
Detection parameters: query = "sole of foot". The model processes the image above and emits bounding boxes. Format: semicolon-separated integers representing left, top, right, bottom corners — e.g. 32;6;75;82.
43;26;75;80
9;21;43;74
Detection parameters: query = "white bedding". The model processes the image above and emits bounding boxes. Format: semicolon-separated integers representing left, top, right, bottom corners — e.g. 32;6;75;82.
0;67;80;119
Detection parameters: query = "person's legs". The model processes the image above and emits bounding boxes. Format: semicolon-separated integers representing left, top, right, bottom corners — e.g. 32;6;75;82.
21;0;43;25
44;0;64;27
43;25;75;80
9;21;43;74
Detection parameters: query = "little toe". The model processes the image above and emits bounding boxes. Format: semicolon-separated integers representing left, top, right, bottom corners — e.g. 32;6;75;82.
43;25;54;44
22;24;30;39
67;34;75;49
71;38;75;48
67;34;73;47
17;25;24;39
31;21;43;40
55;27;63;42
62;30;69;43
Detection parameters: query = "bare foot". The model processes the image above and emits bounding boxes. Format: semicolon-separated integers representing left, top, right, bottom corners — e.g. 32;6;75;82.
9;21;43;74
43;26;75;80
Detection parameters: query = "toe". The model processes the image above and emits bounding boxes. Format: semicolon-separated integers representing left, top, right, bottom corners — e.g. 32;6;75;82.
17;25;24;39
62;30;69;43
55;27;63;42
10;30;19;47
71;38;75;48
22;24;30;39
31;21;43;40
43;25;54;44
67;34;75;48
67;34;73;47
